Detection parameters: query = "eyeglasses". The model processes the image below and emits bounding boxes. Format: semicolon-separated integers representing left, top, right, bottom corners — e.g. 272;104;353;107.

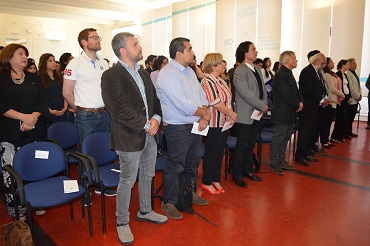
88;36;102;41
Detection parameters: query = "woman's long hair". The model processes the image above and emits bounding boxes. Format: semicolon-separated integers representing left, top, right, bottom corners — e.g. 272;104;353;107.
262;57;270;78
38;53;62;89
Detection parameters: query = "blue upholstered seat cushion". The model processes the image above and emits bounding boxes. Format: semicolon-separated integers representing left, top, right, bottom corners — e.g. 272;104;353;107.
83;163;120;188
24;176;85;208
226;136;237;149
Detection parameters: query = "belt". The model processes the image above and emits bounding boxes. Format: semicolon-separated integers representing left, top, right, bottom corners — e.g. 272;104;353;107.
76;106;106;113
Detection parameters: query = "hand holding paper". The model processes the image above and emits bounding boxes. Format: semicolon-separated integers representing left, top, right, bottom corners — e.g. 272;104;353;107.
250;110;263;121
191;122;209;136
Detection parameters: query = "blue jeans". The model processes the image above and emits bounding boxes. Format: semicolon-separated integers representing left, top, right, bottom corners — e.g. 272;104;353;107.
115;133;157;225
76;109;110;143
162;124;201;205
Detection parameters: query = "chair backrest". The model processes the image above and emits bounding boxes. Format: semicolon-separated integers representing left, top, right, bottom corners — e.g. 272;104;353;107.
47;122;79;150
81;132;118;167
13;141;67;181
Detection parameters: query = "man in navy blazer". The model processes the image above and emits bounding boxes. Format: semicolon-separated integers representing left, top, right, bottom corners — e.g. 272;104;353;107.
295;52;329;166
101;32;167;245
231;41;268;188
270;51;303;175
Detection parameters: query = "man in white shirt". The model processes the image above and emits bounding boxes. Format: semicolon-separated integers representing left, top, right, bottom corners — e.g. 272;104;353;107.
63;28;110;143
63;28;112;196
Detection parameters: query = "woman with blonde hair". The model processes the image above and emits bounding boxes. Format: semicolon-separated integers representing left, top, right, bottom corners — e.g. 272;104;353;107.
200;53;237;195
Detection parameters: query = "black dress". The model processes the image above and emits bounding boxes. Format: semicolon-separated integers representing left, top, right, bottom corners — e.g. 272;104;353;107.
1;71;48;217
0;71;48;147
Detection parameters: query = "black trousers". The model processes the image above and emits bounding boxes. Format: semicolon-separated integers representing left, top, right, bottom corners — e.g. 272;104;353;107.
346;103;358;135
202;127;229;185
312;106;325;149
331;101;349;140
295;112;318;160
231;121;261;177
320;105;335;144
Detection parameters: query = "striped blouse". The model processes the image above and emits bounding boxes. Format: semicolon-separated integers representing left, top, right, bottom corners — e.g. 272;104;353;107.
201;73;232;128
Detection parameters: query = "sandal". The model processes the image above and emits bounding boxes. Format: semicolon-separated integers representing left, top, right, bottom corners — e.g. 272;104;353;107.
322;143;331;149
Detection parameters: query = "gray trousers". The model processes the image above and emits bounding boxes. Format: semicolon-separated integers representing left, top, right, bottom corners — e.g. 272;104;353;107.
115;133;156;225
270;124;294;166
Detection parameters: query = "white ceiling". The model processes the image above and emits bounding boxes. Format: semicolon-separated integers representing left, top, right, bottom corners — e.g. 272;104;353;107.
0;0;184;27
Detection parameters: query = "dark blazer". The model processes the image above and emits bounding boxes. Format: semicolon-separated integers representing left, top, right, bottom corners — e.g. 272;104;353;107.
101;63;162;152
298;64;325;115
271;65;302;125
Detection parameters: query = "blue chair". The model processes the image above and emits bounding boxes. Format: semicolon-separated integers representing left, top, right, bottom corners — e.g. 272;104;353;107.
224;135;237;180
356;103;361;133
47;121;80;163
73;132;119;234
153;152;167;201
256;126;274;171
2;141;93;236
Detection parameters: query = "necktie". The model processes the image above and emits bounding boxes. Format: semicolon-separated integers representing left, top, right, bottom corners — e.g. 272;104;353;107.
317;71;327;97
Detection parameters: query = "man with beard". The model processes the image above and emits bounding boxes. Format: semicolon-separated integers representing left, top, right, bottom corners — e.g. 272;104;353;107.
101;32;167;245
63;28;110;143
295;52;329;166
63;28;113;196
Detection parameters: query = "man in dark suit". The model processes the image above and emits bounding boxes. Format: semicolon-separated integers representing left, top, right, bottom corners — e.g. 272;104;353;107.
295;52;329;166
270;51;303;175
231;41;268;187
101;32;167;245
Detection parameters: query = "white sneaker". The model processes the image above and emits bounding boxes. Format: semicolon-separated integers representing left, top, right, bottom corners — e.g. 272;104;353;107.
117;224;134;245
35;209;46;216
136;210;168;224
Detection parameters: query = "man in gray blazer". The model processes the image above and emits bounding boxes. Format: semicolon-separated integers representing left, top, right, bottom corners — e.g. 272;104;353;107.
231;41;268;188
346;58;361;137
101;32;167;245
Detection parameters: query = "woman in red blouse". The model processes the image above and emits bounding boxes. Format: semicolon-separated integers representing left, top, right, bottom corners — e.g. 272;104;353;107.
201;53;237;195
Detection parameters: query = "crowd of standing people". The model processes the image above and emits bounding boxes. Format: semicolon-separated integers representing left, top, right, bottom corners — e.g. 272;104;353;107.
1;28;369;245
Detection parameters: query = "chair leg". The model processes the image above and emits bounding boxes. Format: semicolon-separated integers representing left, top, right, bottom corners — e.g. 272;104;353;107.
257;141;262;171
70;202;74;220
293;131;297;158
357;114;360;134
87;195;93;237
25;204;34;241
154;183;163;198
101;184;106;234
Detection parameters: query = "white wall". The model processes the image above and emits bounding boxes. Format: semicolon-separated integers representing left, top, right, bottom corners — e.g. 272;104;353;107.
0;13;113;65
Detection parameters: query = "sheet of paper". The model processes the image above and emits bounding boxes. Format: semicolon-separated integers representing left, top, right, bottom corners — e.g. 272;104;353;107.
63;180;79;193
250;110;262;121
320;96;337;105
111;167;121;173
35;150;49;159
191;122;209;136
221;121;234;132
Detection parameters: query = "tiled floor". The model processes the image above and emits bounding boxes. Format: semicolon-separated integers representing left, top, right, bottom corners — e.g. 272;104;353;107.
1;122;370;246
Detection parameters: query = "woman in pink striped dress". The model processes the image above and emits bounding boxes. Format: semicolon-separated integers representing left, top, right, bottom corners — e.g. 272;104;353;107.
200;53;237;195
